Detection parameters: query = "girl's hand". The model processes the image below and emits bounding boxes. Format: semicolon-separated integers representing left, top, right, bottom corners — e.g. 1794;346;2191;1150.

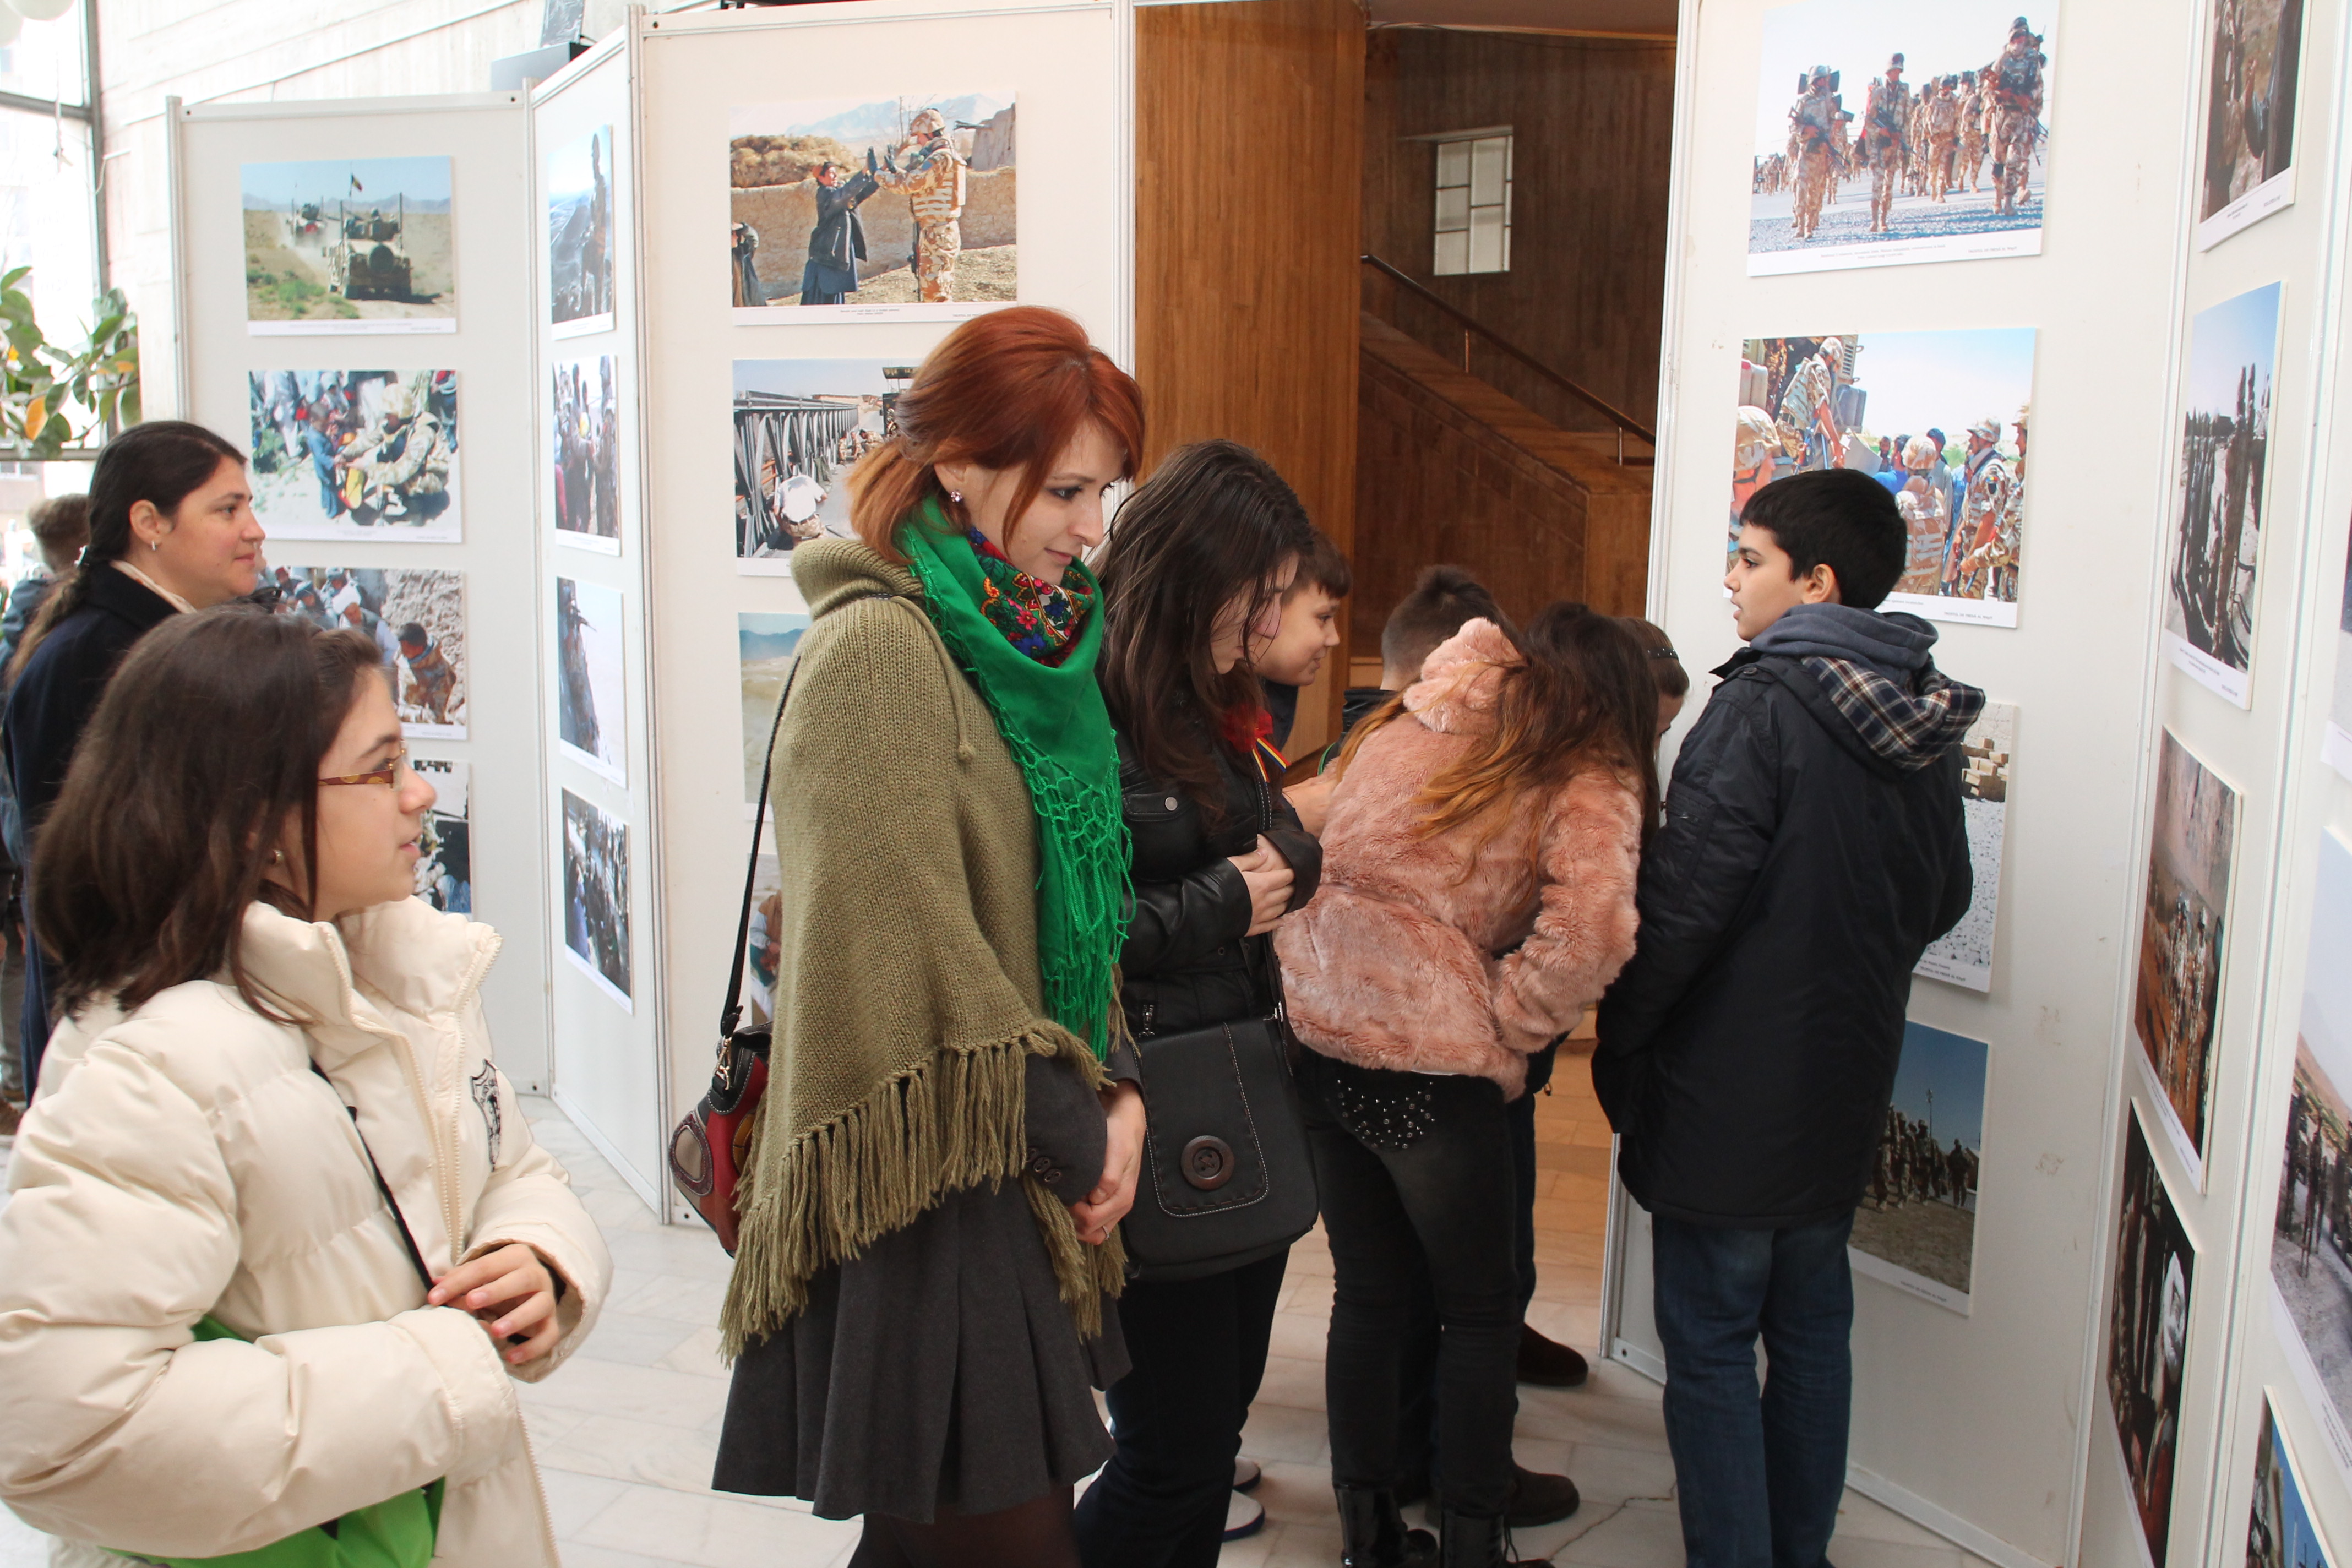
1284;773;1336;837
1231;835;1294;935
1071;1082;1145;1245
428;1243;564;1365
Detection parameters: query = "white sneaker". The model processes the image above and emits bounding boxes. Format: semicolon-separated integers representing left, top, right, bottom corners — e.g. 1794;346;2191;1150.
1223;1489;1266;1542
1232;1456;1262;1492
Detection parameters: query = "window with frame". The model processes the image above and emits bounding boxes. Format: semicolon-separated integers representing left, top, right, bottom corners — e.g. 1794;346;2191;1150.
1432;131;1511;276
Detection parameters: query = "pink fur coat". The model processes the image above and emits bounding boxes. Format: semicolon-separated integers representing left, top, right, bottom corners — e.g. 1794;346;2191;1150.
1273;619;1642;1098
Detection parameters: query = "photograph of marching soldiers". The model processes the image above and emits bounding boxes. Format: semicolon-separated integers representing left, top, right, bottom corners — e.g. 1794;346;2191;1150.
2107;1108;2196;1568
562;787;632;1009
246;368;460;542
2273;834;2352;1450
547;123;616;333
1848;1022;1987;1309
557;575;628;786
269;565;469;739
2200;0;2306;247
1750;2;2050;275
411;759;472;916
1735;328;2032;627
2165;281;2279;708
732;358;906;572
552;355;621;548
241;156;455;328
2247;1400;2333;1568
1916;701;2016;993
739;612;809;808
2132;731;2239;1176
728;92;1015;315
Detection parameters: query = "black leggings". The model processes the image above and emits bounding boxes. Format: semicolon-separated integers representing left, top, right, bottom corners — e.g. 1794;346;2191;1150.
848;1490;1081;1568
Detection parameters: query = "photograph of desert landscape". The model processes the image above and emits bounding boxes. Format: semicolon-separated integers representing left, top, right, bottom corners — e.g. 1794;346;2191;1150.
242;155;456;331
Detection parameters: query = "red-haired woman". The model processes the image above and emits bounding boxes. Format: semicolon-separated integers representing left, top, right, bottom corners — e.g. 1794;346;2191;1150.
712;307;1148;1567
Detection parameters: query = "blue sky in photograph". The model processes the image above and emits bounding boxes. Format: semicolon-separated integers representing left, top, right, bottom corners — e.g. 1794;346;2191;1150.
733;359;902;399
1852;327;2036;443
547;125;609;206
241;156;451;209
1889;1023;1988;1150
1754;0;2049;155
2302;833;2352;1081
2185;281;2282;416
2266;1401;2334;1568
739;613;809;665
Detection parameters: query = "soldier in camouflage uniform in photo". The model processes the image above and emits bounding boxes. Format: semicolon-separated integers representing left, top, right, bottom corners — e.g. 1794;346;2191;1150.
1988;18;2047;217
871;107;969;303
1776;337;1843;471
1958;70;1989;193
1947;417;2019;598
1926;75;1963;202
1860;55;1912;234
1787;66;1844;239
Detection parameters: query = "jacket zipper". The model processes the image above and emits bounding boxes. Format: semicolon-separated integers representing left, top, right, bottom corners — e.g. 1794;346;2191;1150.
519;1411;562;1564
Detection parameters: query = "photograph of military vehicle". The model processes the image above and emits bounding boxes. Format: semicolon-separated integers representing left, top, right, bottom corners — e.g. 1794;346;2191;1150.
242;155;456;331
329;196;417;301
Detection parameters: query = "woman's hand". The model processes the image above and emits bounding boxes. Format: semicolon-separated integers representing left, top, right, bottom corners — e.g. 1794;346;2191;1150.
1071;1082;1145;1245
428;1243;564;1366
1229;835;1295;935
1284;773;1336;837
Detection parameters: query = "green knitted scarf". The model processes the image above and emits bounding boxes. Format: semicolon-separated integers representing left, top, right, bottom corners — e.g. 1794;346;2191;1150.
900;501;1128;1056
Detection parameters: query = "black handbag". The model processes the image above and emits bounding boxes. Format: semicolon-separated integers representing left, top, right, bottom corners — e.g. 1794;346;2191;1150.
1118;772;1319;1282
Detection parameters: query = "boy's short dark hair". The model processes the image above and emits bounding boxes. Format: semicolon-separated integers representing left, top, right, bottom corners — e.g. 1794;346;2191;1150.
1288;528;1352;601
1738;469;1905;611
1380;564;1510;679
29;493;90;556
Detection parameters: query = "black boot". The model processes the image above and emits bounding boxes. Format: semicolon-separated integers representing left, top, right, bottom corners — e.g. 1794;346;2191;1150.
1336;1484;1438;1568
1439;1508;1550;1567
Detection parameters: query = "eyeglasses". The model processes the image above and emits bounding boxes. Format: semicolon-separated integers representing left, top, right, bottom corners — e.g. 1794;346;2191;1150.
320;745;409;790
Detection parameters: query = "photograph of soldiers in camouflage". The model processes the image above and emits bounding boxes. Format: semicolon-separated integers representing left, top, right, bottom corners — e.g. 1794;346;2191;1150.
732;358;905;573
1735;328;2032;627
269;565;470;739
247;369;459;543
1916;700;2015;993
411;759;472;915
2272;834;2352;1458
2165;282;2279;709
2131;730;2239;1180
728;92;1015;316
242;157;455;330
2247;1398;2332;1568
552;356;620;549
557;575;628;786
739;612;809;808
1749;3;2050;276
548;124;615;334
2109;1106;2195;1568
1849;1022;1987;1311
562;787;632;1010
2199;0;2306;248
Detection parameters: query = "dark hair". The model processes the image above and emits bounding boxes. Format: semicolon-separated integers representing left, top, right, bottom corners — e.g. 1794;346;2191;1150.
1380;564;1512;682
847;307;1145;564
1619;617;1690;700
1287;528;1352;601
10;422;246;679
399;622;428;648
34;611;384;1019
1738;469;1904;610
28;494;90;559
1097;440;1316;810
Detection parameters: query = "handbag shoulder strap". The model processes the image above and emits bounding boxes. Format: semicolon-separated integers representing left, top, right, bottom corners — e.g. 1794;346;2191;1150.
309;1061;436;1295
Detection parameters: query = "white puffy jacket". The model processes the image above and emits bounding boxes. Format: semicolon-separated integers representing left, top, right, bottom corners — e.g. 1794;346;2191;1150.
0;897;612;1566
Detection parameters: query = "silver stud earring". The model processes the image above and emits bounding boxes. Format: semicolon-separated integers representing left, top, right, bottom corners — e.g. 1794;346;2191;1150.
150;539;160;552
950;490;963;504
268;849;284;865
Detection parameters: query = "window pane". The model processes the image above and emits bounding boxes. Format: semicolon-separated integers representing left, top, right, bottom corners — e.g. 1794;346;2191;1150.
1434;184;1469;231
1469;137;1508;206
1468;205;1506;274
0;2;89;110
0;108;97;340
1435;139;1470;189
1433;230;1469;276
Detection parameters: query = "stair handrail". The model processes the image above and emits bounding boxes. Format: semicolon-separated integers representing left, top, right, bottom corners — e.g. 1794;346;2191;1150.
1360;253;1657;459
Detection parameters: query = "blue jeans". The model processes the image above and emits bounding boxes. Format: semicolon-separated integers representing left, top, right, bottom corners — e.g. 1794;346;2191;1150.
1651;1210;1854;1568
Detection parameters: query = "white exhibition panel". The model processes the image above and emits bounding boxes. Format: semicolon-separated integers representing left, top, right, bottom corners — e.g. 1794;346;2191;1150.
167;93;554;1095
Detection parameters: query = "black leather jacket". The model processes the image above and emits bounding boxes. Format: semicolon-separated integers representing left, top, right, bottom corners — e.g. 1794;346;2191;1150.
1117;727;1321;1041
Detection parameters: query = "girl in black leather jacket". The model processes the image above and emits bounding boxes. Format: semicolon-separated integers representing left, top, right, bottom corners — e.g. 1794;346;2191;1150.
1073;440;1321;1568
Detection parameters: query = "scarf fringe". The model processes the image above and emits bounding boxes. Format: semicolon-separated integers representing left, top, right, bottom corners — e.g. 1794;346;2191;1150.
719;1028;1126;1360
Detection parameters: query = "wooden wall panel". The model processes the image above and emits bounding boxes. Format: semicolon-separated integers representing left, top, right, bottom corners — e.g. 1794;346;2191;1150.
1136;0;1365;755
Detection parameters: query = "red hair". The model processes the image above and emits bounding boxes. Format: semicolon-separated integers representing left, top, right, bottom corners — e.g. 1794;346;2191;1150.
848;307;1145;562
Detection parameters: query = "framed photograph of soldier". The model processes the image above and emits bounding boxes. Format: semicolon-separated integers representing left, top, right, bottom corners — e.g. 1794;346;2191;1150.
1916;700;2015;992
1848;1021;1986;1314
1747;1;2052;277
2270;833;2352;1486
268;565;470;739
547;123;616;336
411;759;472;915
2106;1104;2196;1568
1734;329;2033;627
2196;0;2306;249
556;576;628;787
561;787;632;1012
733;359;905;574
2322;530;2352;783
246;369;461;543
2165;281;2282;710
551;356;622;554
2131;731;2240;1185
728;92;1016;322
739;612;810;810
241;156;456;333
2248;1396;2334;1568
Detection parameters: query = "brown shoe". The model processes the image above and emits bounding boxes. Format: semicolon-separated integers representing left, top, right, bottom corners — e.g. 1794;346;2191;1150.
1515;1324;1588;1388
1505;1464;1580;1528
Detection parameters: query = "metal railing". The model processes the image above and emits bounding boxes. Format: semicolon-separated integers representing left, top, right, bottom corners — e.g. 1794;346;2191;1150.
1360;253;1656;464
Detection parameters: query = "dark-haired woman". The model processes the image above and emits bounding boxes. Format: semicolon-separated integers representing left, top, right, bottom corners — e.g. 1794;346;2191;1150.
1074;439;1323;1568
0;610;609;1566
712;306;1146;1567
3;420;265;1090
1275;606;1656;1568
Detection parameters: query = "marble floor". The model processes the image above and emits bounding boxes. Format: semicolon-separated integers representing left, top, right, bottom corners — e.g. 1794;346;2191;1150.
0;1049;1992;1567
